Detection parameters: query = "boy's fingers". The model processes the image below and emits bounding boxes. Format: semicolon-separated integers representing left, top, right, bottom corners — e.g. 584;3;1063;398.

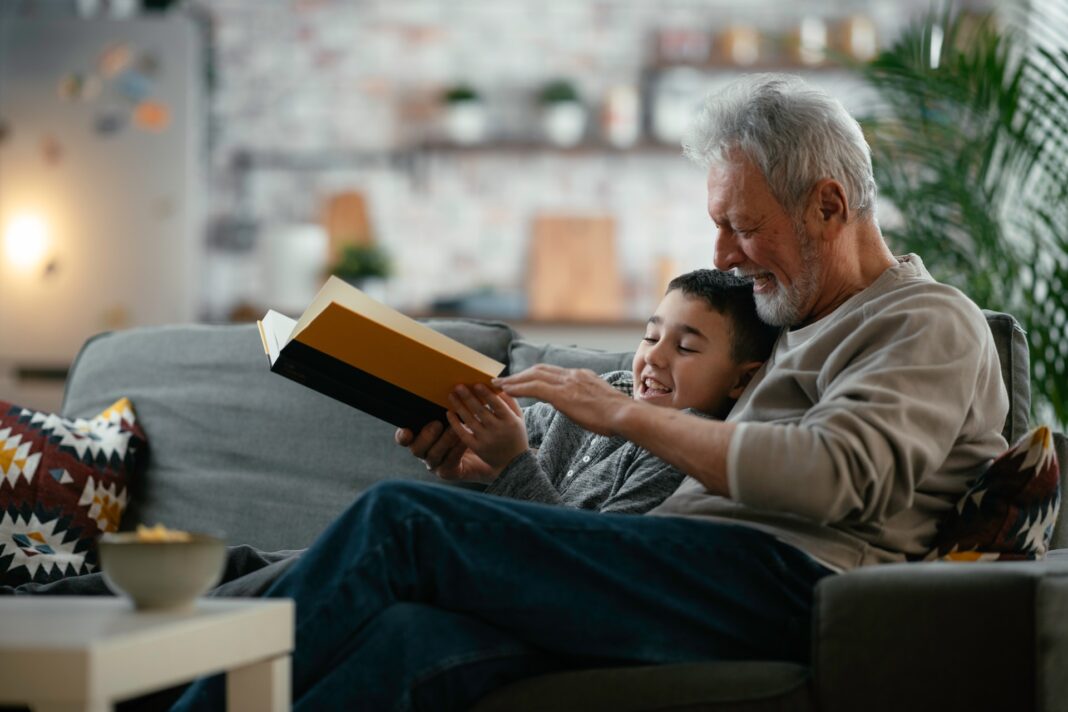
457;385;487;414
446;409;467;441
448;392;477;430
446;411;476;447
452;387;489;428
472;385;505;418
499;392;523;417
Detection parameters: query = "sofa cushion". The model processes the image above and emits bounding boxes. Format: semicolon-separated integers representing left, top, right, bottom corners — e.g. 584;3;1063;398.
983;310;1030;443
60;319;517;552
930;425;1060;561
0;397;146;586
472;660;812;712
421;318;517;367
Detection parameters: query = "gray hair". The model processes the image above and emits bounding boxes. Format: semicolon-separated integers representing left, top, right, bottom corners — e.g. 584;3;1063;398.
682;74;878;222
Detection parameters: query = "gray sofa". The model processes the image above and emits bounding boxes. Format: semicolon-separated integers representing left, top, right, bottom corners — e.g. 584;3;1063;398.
60;313;1068;712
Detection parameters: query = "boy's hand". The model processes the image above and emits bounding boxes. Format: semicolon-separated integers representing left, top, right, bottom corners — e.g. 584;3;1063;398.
446;384;529;472
394;421;500;484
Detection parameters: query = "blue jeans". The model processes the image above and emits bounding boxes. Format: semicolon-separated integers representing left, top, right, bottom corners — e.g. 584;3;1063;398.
172;481;832;711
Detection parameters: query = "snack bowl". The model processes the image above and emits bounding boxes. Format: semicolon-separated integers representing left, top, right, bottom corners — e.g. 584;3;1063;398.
98;529;226;611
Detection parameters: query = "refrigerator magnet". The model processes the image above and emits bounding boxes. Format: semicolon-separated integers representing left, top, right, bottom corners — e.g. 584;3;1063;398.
133;101;170;132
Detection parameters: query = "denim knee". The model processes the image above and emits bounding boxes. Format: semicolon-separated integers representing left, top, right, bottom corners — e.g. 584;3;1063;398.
349;480;452;527
317;480;439;557
360;479;432;504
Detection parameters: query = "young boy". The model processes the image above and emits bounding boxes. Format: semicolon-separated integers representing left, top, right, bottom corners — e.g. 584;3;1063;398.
437;269;780;514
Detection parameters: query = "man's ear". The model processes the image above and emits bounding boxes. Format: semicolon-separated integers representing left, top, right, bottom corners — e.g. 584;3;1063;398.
808;179;849;237
728;360;764;400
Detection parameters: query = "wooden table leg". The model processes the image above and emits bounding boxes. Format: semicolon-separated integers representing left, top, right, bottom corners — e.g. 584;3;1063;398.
227;654;291;712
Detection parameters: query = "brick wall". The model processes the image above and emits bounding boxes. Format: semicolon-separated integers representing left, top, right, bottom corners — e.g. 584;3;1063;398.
197;0;959;319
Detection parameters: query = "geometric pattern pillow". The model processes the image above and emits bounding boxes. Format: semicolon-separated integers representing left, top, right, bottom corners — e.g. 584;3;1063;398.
0;397;148;586
929;425;1060;562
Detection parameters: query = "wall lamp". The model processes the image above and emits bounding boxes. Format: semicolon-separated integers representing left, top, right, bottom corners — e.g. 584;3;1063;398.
3;213;51;271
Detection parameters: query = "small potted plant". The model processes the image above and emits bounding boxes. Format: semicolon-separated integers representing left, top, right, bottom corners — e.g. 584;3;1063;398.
538;78;586;147
441;83;487;145
329;242;392;299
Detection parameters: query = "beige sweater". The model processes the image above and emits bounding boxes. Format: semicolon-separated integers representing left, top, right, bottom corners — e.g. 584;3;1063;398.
651;254;1008;571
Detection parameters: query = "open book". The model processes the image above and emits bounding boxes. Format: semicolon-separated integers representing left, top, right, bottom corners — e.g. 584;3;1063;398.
257;277;506;430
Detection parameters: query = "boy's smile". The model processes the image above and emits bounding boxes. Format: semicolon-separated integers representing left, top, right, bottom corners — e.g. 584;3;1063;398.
637;374;674;401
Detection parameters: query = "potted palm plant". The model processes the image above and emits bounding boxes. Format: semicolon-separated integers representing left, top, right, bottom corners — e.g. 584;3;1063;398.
855;5;1068;425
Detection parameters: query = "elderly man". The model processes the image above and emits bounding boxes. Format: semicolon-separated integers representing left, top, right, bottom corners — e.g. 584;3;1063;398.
173;74;1007;711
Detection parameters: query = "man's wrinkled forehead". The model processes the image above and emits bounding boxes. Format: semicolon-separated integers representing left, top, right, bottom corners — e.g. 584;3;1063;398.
706;160;765;221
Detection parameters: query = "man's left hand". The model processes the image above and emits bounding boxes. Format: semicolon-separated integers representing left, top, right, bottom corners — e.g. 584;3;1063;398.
494;365;632;437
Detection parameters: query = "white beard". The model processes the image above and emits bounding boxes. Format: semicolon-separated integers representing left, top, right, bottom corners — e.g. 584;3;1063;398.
751;231;821;327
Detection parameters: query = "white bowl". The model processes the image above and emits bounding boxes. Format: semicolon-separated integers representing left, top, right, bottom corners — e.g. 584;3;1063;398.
98;532;226;611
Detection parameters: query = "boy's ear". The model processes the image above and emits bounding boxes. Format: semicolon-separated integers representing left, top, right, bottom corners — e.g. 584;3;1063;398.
728;360;764;400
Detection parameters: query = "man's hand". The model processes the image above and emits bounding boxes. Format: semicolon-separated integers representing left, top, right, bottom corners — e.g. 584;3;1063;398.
446;385;528;471
494;365;632;437
394;420;500;484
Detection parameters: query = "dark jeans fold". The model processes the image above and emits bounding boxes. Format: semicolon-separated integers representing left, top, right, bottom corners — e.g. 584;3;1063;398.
171;480;833;712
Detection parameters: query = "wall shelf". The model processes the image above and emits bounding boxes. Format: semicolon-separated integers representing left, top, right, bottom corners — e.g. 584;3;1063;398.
413;139;681;155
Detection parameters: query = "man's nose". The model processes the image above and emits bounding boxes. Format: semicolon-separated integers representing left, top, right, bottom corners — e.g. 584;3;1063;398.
713;229;740;271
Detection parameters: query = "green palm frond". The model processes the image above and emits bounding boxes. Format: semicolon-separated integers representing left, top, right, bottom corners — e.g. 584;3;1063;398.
857;4;1068;427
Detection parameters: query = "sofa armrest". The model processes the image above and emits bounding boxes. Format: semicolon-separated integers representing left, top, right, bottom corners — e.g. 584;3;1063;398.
813;559;1068;712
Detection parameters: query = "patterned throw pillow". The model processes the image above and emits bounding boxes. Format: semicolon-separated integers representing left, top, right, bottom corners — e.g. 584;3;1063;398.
0;398;147;586
930;426;1060;562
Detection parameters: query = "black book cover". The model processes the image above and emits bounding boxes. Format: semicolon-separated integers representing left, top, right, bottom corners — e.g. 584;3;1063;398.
273;340;446;431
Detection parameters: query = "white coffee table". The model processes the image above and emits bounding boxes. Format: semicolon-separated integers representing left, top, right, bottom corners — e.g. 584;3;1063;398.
0;596;294;712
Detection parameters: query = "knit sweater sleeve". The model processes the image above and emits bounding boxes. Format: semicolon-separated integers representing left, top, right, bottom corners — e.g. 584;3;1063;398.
483;399;566;505
484;448;566;505
484;371;635;508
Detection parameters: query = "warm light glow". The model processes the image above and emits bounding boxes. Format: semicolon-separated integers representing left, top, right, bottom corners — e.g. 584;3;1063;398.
3;213;50;269
929;25;944;69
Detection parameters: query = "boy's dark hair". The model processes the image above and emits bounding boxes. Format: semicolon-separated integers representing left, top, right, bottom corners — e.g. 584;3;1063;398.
666;269;780;363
